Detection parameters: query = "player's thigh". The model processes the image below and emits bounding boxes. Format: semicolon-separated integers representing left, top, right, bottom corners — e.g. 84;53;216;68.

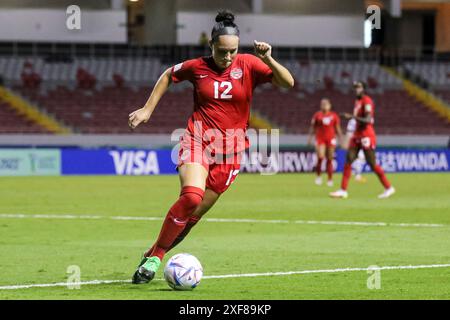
360;136;376;166
346;147;359;163
326;146;335;160
316;143;326;158
363;149;377;168
343;133;352;150
178;163;209;190
192;188;220;218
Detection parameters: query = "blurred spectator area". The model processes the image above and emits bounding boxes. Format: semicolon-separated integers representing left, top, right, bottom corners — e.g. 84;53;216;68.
0;54;448;135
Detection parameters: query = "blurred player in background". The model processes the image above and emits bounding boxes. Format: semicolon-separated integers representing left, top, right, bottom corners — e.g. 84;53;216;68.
307;98;342;186
128;10;294;284
344;117;367;183
330;81;395;199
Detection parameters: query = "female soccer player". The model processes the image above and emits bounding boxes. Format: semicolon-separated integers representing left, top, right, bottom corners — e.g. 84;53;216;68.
128;10;294;284
330;81;395;199
307;98;342;186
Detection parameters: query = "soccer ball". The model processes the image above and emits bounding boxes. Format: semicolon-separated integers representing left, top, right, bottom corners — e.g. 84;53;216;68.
163;253;203;290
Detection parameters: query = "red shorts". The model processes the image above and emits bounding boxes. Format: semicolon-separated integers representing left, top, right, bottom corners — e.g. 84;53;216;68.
349;135;376;150
177;136;242;194
316;136;337;148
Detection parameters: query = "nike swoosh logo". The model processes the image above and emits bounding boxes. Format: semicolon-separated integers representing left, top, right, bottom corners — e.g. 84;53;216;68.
173;218;186;224
198;75;208;78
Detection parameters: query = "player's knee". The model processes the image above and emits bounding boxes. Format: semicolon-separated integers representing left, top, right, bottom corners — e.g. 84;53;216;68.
169;186;205;221
180;187;204;211
181;193;203;213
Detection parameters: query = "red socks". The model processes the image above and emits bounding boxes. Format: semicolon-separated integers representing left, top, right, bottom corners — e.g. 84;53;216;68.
326;159;333;181
341;163;352;190
316;158;323;176
341;163;391;191
168;215;201;251
148;186;204;260
144;215;202;258
373;165;391;189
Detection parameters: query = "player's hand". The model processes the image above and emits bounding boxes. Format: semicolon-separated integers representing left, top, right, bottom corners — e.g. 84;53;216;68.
254;40;272;60
128;107;151;129
341;113;353;120
307;136;313;146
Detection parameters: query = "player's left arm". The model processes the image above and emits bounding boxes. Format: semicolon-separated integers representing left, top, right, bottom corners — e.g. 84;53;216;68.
355;103;374;124
254;40;294;88
342;104;373;124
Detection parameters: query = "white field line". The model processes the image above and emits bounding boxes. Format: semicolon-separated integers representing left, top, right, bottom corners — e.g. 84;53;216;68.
0;213;445;228
1;263;450;290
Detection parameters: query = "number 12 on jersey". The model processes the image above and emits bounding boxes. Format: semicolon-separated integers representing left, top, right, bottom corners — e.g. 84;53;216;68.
214;81;232;99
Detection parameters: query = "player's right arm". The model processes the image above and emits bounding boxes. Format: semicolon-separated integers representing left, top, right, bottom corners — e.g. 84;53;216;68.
128;67;172;129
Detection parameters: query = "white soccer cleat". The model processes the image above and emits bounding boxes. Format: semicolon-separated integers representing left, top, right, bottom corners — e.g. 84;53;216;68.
329;189;348;199
315;176;323;185
326;180;334;187
378;187;396;199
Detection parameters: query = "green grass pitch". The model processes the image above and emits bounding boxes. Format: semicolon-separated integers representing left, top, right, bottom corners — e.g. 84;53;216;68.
0;173;449;299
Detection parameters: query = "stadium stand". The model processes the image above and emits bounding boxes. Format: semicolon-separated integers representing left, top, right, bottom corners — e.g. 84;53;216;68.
0;56;448;134
16;85;192;134
0;56;163;84
403;62;450;104
0;100;49;133
253;87;449;134
403;62;450;89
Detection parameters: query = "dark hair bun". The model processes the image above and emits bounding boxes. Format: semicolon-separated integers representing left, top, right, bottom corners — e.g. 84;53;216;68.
215;10;235;23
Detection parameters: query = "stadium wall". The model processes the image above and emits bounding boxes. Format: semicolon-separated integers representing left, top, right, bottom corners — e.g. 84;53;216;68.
176;12;364;46
0;9;127;43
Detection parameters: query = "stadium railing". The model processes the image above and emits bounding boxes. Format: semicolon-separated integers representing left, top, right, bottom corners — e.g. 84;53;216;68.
0;42;448;64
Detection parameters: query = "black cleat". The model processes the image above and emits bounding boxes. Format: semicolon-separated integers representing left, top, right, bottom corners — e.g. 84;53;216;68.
132;266;155;284
131;256;160;284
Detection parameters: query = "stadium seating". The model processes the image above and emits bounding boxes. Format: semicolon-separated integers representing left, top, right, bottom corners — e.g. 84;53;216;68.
14;84;448;135
283;60;403;89
403;62;450;105
403;62;450;89
0;56;163;84
0;100;49;133
435;90;450;105
16;85;193;134
252;87;449;134
1;56;448;135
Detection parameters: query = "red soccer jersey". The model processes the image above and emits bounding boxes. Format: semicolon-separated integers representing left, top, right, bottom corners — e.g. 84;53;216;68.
353;94;375;137
312;111;340;140
171;53;273;154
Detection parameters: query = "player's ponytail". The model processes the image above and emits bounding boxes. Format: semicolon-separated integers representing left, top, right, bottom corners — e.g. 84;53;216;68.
211;10;240;43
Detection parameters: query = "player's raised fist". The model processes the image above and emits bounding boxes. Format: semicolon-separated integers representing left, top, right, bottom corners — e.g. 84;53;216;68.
254;40;272;60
